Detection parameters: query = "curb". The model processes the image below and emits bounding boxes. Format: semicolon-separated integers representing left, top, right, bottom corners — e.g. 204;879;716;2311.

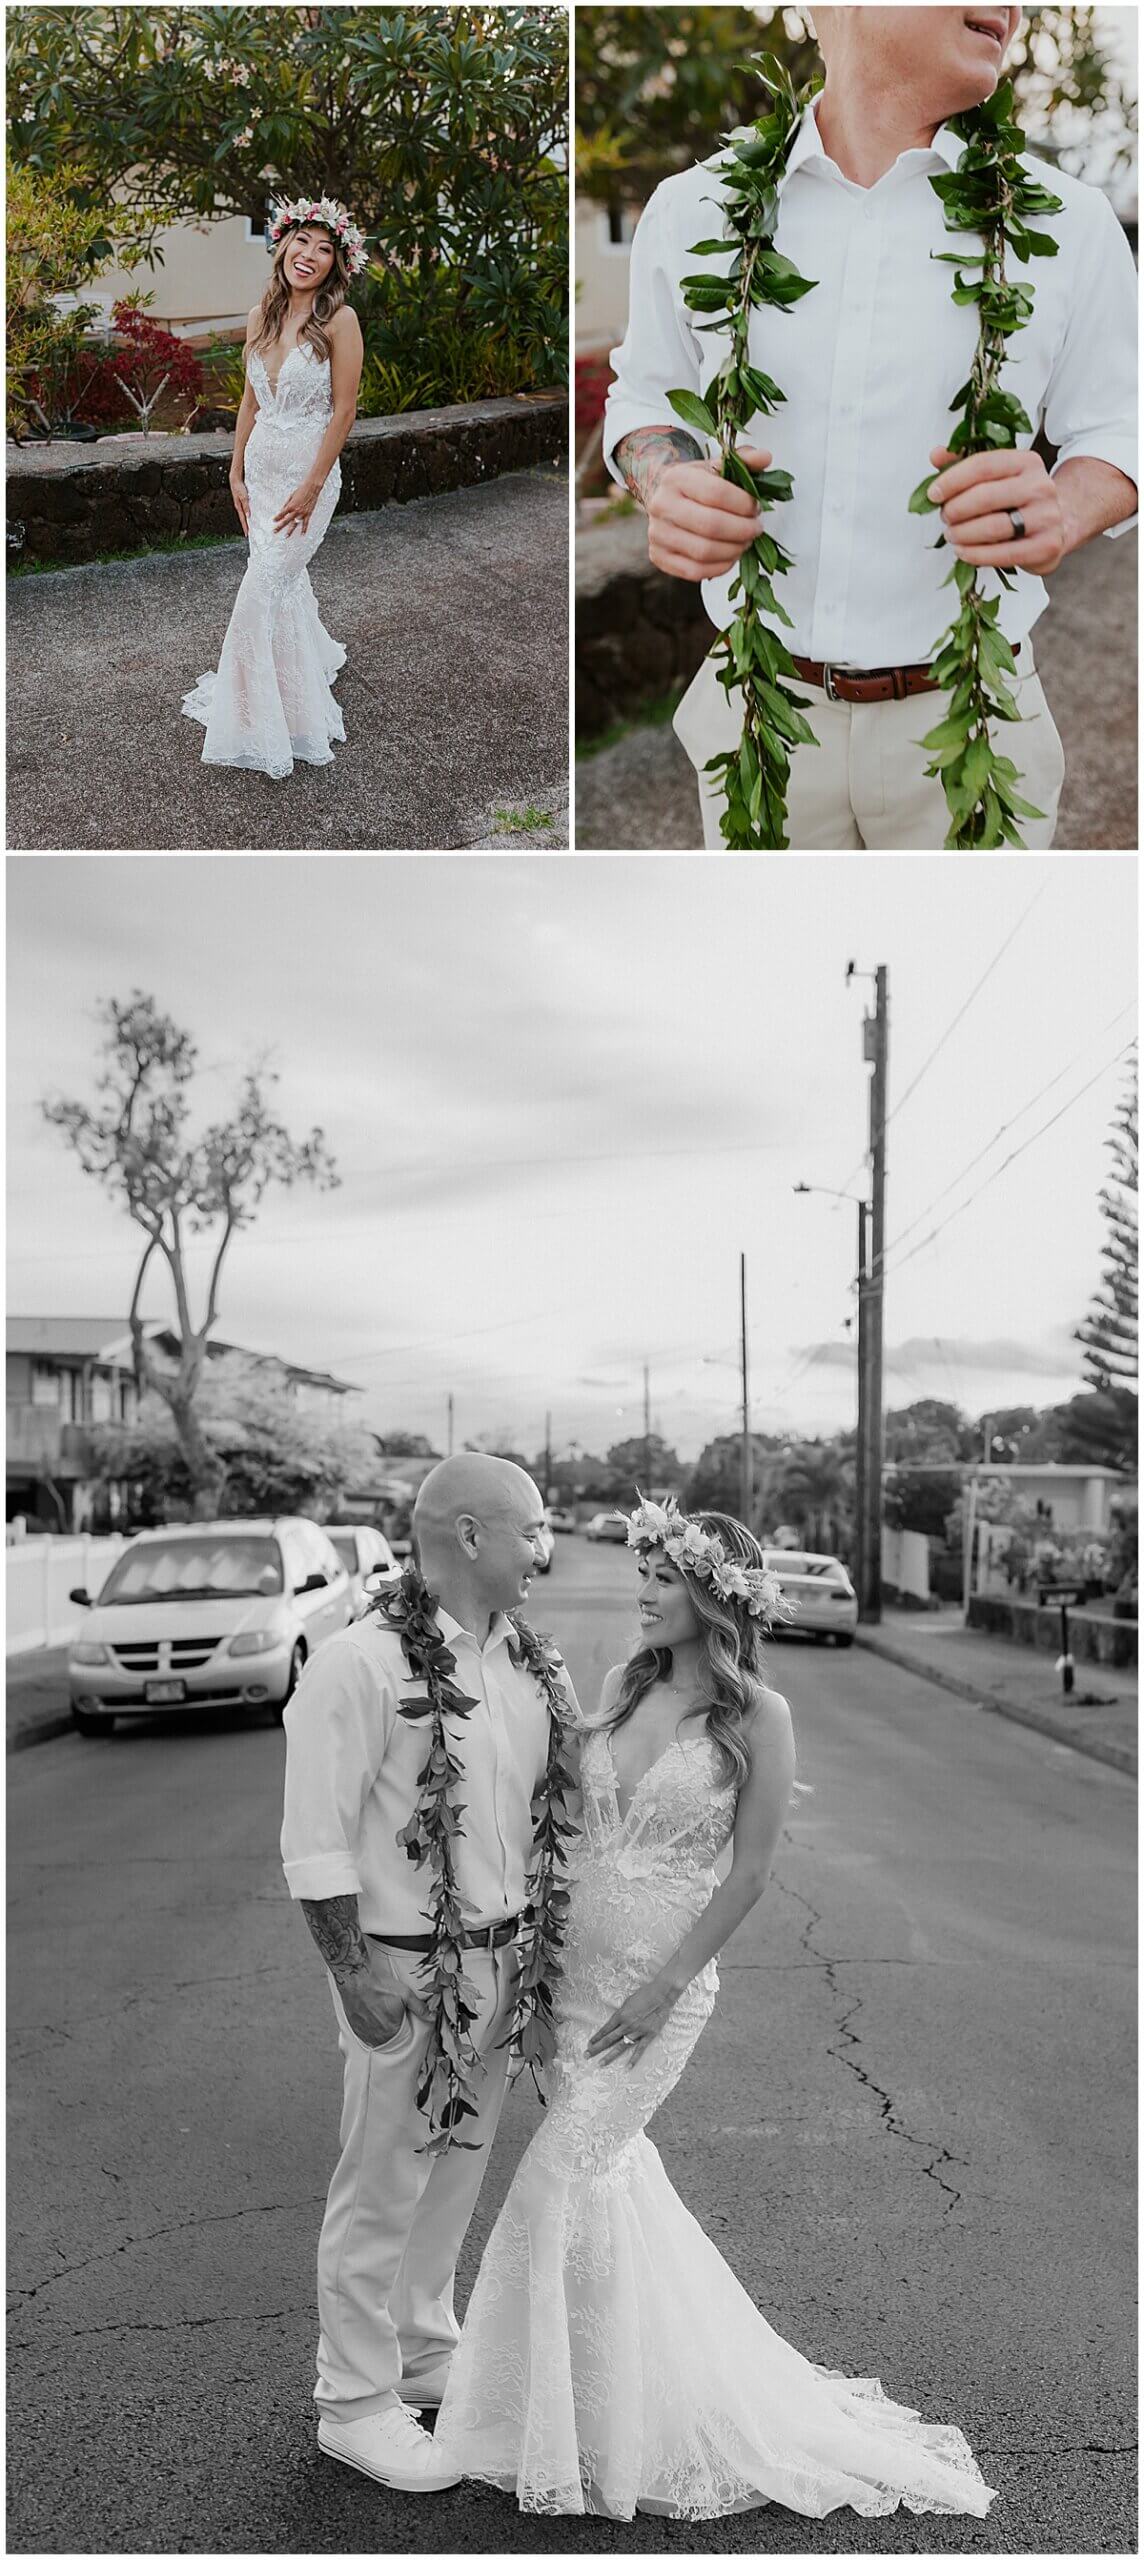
855;1629;1137;1779
8;1711;74;1756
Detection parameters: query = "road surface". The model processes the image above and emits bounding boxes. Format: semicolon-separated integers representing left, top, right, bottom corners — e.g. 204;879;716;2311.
8;1536;1135;2553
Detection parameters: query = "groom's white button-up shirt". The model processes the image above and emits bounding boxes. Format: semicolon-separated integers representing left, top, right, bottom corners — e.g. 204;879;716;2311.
281;1608;563;1935
604;101;1137;665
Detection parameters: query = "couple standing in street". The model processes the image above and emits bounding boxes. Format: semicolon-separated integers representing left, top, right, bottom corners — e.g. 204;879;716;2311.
280;1452;995;2523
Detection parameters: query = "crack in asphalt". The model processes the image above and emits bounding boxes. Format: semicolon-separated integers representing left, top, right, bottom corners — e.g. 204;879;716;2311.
10;2304;311;2353
8;2195;326;2305
773;1857;968;2214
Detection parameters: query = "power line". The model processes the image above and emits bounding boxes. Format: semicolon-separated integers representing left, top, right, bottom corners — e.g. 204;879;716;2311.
829;881;1047;1202
885;1040;1134;1281
887;882;1046;1132
883;1002;1136;1264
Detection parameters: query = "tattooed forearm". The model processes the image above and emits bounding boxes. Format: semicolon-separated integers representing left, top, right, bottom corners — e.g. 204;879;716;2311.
300;1894;371;1987
614;425;703;509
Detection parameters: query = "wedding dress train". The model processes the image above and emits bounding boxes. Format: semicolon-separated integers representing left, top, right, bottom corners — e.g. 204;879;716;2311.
433;1726;997;2524
182;345;344;778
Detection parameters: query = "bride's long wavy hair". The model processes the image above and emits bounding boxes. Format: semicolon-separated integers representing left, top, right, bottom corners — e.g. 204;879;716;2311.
251;223;352;367
606;1510;777;1793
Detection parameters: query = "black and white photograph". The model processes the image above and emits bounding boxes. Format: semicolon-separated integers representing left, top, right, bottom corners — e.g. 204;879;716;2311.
6;851;1136;2555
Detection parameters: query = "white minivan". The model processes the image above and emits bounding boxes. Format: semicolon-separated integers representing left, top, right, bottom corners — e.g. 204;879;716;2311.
67;1516;352;1734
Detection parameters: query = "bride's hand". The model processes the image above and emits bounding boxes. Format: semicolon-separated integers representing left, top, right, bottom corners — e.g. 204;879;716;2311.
229;476;250;536
274;477;322;536
587;1974;682;2067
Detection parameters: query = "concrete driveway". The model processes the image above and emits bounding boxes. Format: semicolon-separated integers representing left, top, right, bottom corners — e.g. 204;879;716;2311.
7;469;568;852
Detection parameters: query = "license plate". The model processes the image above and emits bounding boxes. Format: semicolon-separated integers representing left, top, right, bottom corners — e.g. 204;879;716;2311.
145;1678;187;1703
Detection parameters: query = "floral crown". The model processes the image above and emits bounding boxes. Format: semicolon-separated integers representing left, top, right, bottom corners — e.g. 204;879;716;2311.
626;1496;791;1623
268;194;369;278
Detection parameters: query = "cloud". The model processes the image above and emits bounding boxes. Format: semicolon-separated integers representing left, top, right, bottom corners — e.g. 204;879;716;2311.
788;1331;1084;1383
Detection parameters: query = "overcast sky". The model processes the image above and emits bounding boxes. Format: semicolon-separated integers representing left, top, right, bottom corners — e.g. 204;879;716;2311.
7;854;1136;1464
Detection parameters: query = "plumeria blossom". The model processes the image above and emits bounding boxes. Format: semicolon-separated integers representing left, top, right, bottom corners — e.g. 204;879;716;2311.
626;1496;791;1624
268;194;369;277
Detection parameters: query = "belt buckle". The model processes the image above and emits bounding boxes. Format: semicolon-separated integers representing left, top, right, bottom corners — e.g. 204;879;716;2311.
823;663;840;704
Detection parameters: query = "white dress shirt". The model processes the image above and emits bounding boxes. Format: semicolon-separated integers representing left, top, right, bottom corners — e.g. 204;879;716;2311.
604;101;1137;665
281;1607;571;1934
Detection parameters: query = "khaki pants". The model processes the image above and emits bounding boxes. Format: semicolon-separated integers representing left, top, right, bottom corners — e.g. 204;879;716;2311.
315;1940;518;2420
673;640;1064;851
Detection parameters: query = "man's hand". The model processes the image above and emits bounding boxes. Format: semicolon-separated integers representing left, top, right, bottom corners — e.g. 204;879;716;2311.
646;444;775;583
927;444;1067;573
300;1894;432;2048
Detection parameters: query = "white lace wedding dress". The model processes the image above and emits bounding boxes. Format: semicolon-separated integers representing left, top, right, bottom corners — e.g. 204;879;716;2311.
433;1724;997;2523
182;344;344;778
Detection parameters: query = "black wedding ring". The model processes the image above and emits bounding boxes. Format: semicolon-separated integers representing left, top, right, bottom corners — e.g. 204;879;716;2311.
1007;507;1027;540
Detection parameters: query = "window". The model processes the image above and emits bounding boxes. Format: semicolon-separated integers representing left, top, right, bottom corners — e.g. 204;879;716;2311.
30;1363;60;1408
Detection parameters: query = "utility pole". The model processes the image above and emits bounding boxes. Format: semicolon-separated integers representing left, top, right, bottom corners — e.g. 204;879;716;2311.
854;1198;869;1601
446;1392;454;1456
857;967;888;1622
642;1363;652;1489
544;1408;553;1500
739;1251;752;1530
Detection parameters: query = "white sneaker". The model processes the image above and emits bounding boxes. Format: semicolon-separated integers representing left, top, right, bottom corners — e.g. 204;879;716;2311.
396;2362;452;2411
317;2403;462;2493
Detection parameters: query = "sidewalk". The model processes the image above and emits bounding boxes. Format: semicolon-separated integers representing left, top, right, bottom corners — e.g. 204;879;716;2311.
7;1646;73;1754
7;467;568;852
857;1607;1137;1778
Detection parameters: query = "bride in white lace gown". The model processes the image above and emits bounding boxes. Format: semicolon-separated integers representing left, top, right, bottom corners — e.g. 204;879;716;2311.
433;1502;996;2525
182;195;364;779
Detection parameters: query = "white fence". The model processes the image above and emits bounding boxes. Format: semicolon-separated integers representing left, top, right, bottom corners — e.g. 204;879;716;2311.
880;1525;931;1606
6;1536;127;1654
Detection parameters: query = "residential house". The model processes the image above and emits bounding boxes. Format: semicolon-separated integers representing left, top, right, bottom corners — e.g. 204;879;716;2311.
6;1318;359;1531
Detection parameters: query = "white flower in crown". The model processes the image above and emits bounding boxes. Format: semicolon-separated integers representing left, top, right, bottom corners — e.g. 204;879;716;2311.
268;193;369;278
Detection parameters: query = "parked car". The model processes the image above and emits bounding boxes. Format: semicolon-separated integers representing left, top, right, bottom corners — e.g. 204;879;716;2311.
585;1511;629;1543
327;1523;400;1615
762;1548;858;1645
547;1506;578;1534
66;1516;353;1735
534;1514;555;1573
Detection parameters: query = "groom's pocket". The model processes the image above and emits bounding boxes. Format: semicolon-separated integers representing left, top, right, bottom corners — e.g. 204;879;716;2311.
673;643;742;772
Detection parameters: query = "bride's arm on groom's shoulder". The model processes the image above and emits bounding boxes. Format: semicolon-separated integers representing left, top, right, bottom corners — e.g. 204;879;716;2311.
587;1686;797;2065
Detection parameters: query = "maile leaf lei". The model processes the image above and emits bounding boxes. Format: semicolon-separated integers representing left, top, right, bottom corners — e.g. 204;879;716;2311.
670;59;1060;853
908;78;1061;848
669;53;821;851
365;1563;578;2157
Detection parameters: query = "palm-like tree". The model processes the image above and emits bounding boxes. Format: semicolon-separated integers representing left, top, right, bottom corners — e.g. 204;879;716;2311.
770;1442;855;1556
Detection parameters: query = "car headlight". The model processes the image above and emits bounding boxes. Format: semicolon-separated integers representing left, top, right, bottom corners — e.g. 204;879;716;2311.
226;1628;280;1657
70;1641;112;1666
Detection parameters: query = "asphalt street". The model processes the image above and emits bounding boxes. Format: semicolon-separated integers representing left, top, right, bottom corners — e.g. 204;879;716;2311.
6;468;568;852
7;1537;1136;2556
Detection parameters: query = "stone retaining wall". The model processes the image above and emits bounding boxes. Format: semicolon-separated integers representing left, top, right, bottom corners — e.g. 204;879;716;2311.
968;1590;1137;1669
7;392;568;567
577;508;710;734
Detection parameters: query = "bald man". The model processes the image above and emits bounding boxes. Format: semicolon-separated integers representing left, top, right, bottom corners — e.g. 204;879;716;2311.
281;1456;577;2491
605;5;1137;850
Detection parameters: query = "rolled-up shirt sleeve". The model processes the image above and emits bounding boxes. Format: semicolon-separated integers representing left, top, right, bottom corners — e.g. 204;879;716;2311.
603;178;714;483
1043;185;1138;534
280;1633;395;1903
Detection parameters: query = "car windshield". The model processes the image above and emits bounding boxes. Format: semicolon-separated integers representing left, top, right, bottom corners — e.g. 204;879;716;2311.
98;1536;284;1603
767;1553;846;1580
328;1533;357;1569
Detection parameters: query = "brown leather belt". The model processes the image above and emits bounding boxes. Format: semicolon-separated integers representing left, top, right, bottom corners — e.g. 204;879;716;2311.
791;656;940;705
369;1915;523;1954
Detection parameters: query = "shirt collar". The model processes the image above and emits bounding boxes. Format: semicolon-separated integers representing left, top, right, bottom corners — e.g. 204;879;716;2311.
783;95;964;187
437;1605;512;1655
